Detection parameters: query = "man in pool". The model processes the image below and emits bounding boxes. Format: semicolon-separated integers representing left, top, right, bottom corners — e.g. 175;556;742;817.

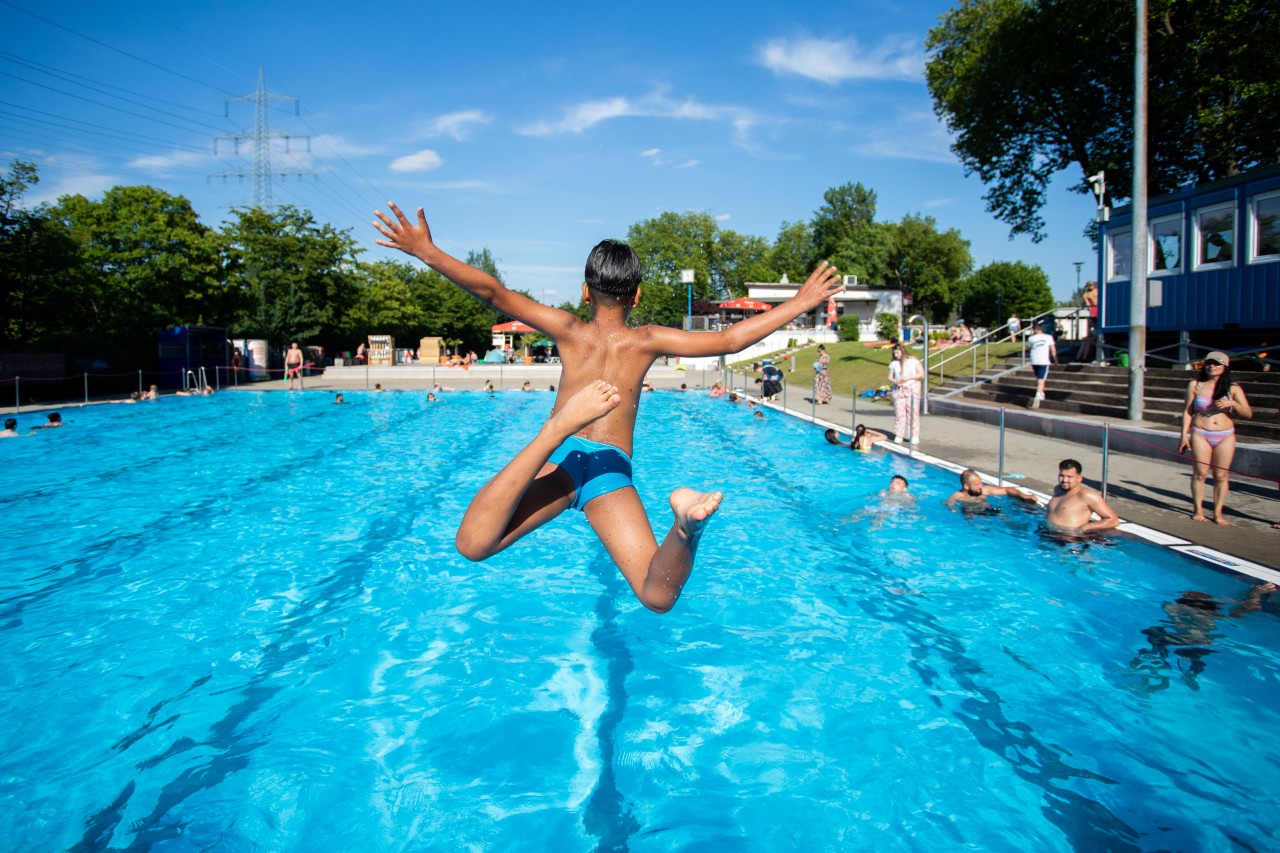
945;468;1037;509
0;417;21;438
1044;459;1119;533
374;201;844;612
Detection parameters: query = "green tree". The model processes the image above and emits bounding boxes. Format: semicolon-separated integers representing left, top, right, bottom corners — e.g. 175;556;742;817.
812;181;878;262
413;250;502;351
344;260;427;344
926;0;1280;240
882;214;972;323
957;261;1053;328
224;205;360;347
52;185;226;346
768;220;817;282
0;160;83;350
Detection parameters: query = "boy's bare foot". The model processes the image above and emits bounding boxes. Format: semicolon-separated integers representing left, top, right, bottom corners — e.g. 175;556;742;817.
1191;513;1208;523
1212;515;1230;526
544;380;621;439
670;488;723;542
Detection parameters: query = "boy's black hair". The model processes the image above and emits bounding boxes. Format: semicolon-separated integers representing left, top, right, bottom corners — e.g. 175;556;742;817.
891;475;909;488
1059;458;1083;474
585;239;642;297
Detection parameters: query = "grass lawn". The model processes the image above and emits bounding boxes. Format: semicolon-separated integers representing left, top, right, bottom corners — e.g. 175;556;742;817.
729;339;1026;396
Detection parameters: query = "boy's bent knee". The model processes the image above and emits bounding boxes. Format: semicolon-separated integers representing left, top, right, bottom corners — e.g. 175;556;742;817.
639;591;679;614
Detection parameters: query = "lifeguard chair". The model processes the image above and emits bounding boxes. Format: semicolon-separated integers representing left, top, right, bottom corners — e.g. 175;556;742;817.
368;334;395;366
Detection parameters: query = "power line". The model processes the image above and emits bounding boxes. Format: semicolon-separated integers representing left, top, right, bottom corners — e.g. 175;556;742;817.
0;0;237;96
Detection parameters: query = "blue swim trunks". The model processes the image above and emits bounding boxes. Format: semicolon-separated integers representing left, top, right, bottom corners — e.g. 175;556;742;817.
548;435;634;511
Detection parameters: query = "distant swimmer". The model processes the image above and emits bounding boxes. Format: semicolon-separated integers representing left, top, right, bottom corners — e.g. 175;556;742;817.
1;417;22;438
334;393;346;404
1044;458;1119;533
33;412;64;429
945;468;1037;509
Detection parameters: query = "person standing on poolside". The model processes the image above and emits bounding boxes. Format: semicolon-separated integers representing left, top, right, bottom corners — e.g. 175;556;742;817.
813;344;832;404
285;342;305;390
374;200;843;613
888;342;923;445
1178;351;1253;525
945;469;1037;509
1044;459;1119;533
1027;322;1057;408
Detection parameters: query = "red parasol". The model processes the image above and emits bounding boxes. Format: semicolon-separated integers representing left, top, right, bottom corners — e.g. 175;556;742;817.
491;320;537;333
718;297;772;311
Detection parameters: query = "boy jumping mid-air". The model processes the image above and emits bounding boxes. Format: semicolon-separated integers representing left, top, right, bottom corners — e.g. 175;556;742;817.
375;202;843;612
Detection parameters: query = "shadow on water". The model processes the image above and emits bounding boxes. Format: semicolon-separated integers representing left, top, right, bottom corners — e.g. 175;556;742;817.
581;550;641;853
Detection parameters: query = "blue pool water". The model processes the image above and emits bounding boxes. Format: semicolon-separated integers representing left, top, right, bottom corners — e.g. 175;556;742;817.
2;391;1277;851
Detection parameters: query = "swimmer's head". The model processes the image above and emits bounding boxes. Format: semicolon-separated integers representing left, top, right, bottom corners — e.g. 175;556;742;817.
824;428;841;444
889;475;909;493
854;424;866;439
427;392;437;401
584;239;642;305
960;469;983;495
1176;590;1219;611
1057;459;1084;492
4;417;15;430
47;412;61;423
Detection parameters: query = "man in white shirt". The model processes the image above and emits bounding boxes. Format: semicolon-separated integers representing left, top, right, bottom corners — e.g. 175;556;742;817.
1028;323;1057;408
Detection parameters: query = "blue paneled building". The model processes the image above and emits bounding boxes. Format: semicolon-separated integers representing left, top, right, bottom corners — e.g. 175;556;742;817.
1098;164;1280;361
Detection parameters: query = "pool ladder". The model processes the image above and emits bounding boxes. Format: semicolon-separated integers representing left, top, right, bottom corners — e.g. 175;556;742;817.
185;366;207;391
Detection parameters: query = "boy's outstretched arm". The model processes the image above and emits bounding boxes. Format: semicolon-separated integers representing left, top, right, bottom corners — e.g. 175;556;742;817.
373;202;572;334
644;261;845;358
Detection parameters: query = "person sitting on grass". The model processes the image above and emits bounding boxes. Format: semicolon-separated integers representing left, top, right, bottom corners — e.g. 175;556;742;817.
375;200;843;613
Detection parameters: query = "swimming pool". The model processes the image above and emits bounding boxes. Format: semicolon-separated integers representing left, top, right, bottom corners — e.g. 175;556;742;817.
2;391;1276;850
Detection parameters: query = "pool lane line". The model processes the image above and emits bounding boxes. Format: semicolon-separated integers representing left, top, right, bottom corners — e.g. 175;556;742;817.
751;393;1280;588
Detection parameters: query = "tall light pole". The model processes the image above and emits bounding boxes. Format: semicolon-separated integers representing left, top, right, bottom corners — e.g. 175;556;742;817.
1129;0;1149;421
908;314;930;415
680;269;695;330
1073;261;1084;339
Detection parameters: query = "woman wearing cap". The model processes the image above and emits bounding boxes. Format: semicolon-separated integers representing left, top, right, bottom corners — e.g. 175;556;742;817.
1179;352;1253;524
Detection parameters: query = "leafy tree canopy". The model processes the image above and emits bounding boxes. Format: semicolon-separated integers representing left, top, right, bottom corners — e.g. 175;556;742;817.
926;0;1280;241
957;260;1053;328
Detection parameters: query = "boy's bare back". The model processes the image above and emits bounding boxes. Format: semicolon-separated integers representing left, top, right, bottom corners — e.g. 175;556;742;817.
374;201;844;455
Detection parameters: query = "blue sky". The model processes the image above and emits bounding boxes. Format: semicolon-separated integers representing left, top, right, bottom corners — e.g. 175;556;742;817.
2;0;1100;307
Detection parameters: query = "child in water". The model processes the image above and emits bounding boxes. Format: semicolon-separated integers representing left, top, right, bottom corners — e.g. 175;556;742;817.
375;202;843;612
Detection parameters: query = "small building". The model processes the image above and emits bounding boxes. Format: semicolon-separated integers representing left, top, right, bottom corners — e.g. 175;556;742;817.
157;326;227;389
744;275;904;338
1097;163;1280;361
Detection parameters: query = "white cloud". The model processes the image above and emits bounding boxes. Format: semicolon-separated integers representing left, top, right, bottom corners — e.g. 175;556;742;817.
520;92;757;145
676;159;701;169
129;150;212;174
758;34;923;84
418;110;491;140
310;133;380;157
922;197;955;210
714;213;731;222
28;171;116;205
852;110;957;164
389;149;445;173
640;148;661;158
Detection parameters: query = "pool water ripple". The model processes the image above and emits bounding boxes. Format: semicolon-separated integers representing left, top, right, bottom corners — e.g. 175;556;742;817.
1;391;1277;850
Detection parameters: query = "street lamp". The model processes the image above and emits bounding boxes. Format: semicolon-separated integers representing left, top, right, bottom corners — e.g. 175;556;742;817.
907;314;930;415
1073;262;1084;338
680;269;695;330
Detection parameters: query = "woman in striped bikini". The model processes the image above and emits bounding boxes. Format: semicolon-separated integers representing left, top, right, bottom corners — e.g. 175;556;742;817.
1178;351;1253;524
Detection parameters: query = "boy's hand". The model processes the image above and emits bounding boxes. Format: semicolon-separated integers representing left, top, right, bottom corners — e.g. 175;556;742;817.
794;261;845;309
373;202;436;261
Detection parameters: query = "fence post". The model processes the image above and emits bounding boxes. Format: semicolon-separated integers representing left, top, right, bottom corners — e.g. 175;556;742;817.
84;372;89;404
138;370;143;395
972;346;977;383
851;385;857;434
1101;423;1111;502
15;377;19;412
811;378;816;422
998;407;1006;485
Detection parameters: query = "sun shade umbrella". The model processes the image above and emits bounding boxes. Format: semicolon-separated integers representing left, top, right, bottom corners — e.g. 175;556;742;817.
491;320;537;333
718;297;772;311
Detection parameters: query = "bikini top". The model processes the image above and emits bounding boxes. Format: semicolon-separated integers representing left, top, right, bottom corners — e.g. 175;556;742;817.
1192;382;1225;415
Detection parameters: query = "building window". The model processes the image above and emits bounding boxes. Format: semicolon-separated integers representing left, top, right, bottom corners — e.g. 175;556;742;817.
1194;203;1234;268
1149;215;1182;274
1252;190;1280;262
1107;227;1131;281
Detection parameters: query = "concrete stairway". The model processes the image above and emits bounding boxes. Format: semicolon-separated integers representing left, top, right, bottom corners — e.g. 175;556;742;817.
931;361;1280;442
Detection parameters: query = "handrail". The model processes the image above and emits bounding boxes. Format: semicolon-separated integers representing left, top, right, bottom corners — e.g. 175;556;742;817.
924;307;1057;389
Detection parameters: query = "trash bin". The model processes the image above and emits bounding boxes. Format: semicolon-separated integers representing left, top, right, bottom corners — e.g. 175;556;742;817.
1116;351;1129;367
